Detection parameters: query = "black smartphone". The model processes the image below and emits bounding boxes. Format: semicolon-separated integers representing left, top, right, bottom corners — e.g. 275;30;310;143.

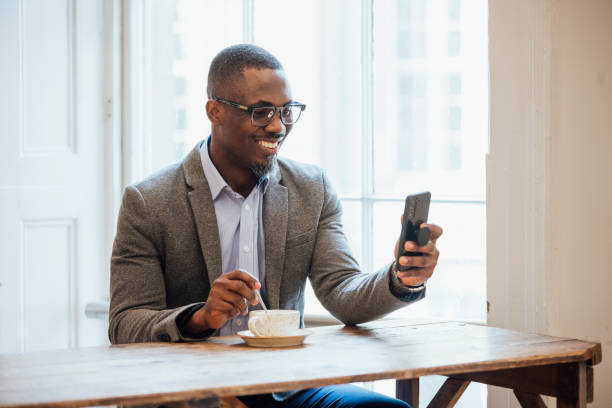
396;192;431;270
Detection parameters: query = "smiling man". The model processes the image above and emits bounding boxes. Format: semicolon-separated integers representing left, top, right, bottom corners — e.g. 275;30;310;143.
109;44;442;408
207;65;298;194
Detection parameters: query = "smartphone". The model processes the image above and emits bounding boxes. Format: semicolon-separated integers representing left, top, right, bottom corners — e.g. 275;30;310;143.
396;192;431;270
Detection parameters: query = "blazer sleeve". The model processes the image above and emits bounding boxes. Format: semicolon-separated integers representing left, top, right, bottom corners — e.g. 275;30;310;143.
308;172;425;325
108;185;212;344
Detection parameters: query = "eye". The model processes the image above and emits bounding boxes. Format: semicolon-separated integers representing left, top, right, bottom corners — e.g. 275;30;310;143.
281;106;302;124
281;107;292;120
252;107;273;117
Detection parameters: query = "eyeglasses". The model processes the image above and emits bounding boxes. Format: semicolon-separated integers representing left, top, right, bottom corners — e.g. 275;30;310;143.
212;97;306;127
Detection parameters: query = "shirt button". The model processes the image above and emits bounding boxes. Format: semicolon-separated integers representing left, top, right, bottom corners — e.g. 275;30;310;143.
236;319;243;326
243;245;250;253
244;204;250;211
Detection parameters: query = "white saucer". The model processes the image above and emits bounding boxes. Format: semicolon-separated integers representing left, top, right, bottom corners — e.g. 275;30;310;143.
237;329;313;348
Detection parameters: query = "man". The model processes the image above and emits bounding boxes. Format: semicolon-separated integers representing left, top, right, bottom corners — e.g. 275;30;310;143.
109;44;442;408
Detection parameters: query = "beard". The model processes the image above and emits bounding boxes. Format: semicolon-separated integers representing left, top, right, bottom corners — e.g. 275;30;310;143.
250;154;278;179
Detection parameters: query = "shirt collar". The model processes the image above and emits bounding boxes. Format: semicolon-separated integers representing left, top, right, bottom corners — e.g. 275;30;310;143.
199;136;269;199
200;136;228;200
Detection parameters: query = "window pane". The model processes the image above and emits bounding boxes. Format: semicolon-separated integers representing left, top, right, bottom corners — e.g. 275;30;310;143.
397;73;428;170
141;2;487;405
254;0;362;195
149;0;244;171
373;0;488;199
448;31;461;56
448;0;461;21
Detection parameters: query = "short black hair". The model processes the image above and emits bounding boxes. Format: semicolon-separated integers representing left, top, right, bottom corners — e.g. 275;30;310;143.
207;44;283;99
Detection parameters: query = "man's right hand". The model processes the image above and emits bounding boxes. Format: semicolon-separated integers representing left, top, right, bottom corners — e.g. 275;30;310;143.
184;269;261;334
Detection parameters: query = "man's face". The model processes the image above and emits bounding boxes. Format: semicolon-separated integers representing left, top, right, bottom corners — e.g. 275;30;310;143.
212;68;293;179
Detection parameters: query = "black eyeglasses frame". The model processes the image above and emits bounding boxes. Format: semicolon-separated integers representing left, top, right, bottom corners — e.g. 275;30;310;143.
212;97;306;127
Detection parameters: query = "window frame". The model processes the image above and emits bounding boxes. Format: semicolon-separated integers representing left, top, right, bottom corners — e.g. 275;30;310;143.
121;0;487;319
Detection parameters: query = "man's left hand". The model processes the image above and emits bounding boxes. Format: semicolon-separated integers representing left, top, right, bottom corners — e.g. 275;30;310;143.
393;223;443;287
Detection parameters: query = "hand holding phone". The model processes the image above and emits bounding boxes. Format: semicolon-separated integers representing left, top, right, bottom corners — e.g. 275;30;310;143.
396;192;431;271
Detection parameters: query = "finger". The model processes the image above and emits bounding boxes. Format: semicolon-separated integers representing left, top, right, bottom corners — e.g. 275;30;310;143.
207;297;238;317
220;270;260;304
212;289;246;311
397;267;433;282
226;269;262;290
220;278;259;306
233;297;248;316
422;223;443;240
231;302;246;318
403;240;436;254
241;298;248;315
396;271;428;287
397;277;425;287
398;254;434;268
211;296;243;319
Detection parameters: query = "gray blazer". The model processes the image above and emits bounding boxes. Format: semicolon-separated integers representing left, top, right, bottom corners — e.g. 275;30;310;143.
109;142;424;344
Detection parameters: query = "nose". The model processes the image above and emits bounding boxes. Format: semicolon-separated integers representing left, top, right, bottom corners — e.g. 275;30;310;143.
264;109;286;134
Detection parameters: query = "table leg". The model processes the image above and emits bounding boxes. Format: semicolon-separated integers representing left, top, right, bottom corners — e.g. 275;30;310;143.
513;391;547;408
557;361;588;408
164;397;219;408
426;378;470;408
450;361;590;407
219;397;248;408
557;399;586;408
396;378;419;408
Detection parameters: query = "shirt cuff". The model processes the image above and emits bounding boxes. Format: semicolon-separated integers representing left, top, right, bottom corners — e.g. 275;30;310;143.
176;303;216;339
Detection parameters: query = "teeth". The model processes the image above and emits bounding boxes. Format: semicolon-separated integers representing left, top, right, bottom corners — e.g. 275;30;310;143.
258;141;278;149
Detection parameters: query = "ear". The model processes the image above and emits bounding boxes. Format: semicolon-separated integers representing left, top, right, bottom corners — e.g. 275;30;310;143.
205;100;223;124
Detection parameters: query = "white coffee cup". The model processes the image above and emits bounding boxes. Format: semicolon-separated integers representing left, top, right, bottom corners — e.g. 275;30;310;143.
248;309;300;337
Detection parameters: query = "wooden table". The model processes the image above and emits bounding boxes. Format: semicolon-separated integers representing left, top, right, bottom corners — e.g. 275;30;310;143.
0;321;601;408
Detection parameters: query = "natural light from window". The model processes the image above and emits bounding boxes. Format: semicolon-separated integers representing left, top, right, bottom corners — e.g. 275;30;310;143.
143;0;488;405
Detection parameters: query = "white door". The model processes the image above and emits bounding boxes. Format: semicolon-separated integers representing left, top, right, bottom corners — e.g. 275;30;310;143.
0;0;109;353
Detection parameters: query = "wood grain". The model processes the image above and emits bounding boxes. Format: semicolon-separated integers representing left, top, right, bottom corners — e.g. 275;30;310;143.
396;379;419;408
426;378;470;408
0;321;601;408
513;391;547;408
450;362;585;400
218;397;247;408
557;361;587;408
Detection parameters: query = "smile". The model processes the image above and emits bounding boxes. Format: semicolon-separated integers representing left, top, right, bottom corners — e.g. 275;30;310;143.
258;140;279;149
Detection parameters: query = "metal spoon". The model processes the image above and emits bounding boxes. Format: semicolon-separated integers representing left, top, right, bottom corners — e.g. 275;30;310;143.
254;290;268;315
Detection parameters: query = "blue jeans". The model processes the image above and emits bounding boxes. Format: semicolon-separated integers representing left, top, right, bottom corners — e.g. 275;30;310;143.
238;384;411;408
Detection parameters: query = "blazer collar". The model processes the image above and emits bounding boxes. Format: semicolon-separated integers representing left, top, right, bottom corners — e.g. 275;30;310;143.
182;141;223;288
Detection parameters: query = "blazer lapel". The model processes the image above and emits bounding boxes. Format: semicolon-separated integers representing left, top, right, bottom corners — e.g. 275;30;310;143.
263;167;288;309
182;143;223;287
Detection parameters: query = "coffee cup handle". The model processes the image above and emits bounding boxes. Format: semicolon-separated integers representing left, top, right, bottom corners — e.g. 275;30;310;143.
248;316;265;337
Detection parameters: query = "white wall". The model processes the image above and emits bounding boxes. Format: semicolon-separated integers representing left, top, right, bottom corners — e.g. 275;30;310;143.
547;0;612;405
488;0;612;406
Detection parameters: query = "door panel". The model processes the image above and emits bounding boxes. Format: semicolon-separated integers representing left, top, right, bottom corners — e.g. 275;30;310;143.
0;0;108;353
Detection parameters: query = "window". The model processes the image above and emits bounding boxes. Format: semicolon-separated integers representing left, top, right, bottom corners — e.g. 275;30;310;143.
397;73;428;170
129;1;488;405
